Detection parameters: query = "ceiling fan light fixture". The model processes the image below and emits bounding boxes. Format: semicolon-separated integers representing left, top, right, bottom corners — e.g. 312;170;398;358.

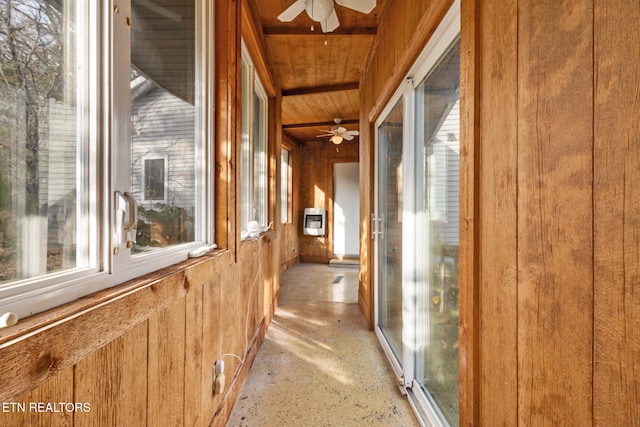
306;0;334;22
331;135;344;145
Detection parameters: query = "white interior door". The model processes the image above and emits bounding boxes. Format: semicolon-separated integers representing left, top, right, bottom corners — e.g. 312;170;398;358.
333;162;360;257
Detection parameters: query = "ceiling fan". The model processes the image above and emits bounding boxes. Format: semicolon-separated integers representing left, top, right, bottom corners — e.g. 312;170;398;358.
317;118;360;144
277;0;376;33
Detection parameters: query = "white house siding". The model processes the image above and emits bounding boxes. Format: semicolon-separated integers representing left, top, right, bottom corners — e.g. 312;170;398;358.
0;91;78;277
131;85;196;214
46;98;78;253
429;99;459;247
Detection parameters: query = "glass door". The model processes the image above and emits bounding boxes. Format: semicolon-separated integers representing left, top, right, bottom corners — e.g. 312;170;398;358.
374;2;460;425
413;38;461;426
375;96;405;370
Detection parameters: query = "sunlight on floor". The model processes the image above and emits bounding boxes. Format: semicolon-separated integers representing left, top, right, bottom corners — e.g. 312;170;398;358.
227;263;419;427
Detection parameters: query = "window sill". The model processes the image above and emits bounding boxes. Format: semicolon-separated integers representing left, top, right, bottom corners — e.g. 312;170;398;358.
240;229;275;243
0;248;229;345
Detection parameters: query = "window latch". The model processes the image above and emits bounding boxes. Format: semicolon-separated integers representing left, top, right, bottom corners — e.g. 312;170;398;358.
114;191;138;255
123;192;138;248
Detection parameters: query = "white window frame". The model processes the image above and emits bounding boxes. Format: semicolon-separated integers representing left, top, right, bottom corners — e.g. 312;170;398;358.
240;41;269;239
0;0;215;322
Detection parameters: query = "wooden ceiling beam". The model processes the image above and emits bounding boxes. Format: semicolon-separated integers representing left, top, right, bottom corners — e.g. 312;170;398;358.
283;130;303;146
282;82;359;97
282;119;359;129
263;26;377;37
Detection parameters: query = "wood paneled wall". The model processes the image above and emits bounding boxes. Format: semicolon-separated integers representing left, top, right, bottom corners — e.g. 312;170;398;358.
296;141;359;264
593;1;640;424
0;1;283;427
360;0;640;425
0;243;279;427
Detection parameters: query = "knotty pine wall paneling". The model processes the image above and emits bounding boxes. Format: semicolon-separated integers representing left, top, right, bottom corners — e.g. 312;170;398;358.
593;2;640;424
268;92;283;278
215;0;238;253
1;367;74;427
147;299;187;426
74;323;148;427
183;262;206;427
0;241;279;427
458;0;479;424
475;0;518;424
357;115;374;326
201;264;223;419
517;1;594;424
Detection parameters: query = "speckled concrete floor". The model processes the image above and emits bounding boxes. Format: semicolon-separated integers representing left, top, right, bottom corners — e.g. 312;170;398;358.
227;263;420;427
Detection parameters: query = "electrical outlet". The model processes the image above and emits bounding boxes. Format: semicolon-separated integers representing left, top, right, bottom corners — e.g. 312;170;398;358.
213;360;225;395
214;373;226;395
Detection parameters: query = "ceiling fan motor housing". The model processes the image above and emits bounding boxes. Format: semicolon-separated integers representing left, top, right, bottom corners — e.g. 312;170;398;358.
306;0;334;22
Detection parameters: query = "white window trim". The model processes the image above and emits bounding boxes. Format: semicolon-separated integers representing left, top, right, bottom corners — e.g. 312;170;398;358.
240;40;269;240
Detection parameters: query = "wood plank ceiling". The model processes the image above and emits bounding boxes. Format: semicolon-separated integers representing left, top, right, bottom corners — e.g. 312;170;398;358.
252;0;387;143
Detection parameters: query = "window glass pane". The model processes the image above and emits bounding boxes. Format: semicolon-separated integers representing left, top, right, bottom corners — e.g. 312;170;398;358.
377;97;404;362
253;88;267;227
144;158;165;201
130;0;197;252
0;0;89;284
416;38;460;426
281;148;289;222
240;57;251;231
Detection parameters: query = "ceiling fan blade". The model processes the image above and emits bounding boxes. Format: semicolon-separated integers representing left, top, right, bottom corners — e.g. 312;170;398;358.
321;8;340;32
343;133;355;141
336;126;347;133
278;0;306;22
345;130;360;136
335;0;376;14
316;134;332;138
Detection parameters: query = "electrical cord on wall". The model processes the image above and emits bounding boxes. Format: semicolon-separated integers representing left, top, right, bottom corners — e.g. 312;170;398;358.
221;235;262;366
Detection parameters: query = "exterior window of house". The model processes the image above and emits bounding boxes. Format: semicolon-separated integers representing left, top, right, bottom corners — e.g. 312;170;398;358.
143;158;167;202
0;0;213;321
281;148;291;223
240;42;268;238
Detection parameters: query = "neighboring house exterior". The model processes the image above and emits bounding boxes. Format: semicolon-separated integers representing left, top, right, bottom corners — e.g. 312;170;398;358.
131;77;196;214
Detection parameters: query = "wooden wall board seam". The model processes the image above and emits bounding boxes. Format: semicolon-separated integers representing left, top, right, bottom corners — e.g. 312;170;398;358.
459;0;481;424
593;0;640;424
